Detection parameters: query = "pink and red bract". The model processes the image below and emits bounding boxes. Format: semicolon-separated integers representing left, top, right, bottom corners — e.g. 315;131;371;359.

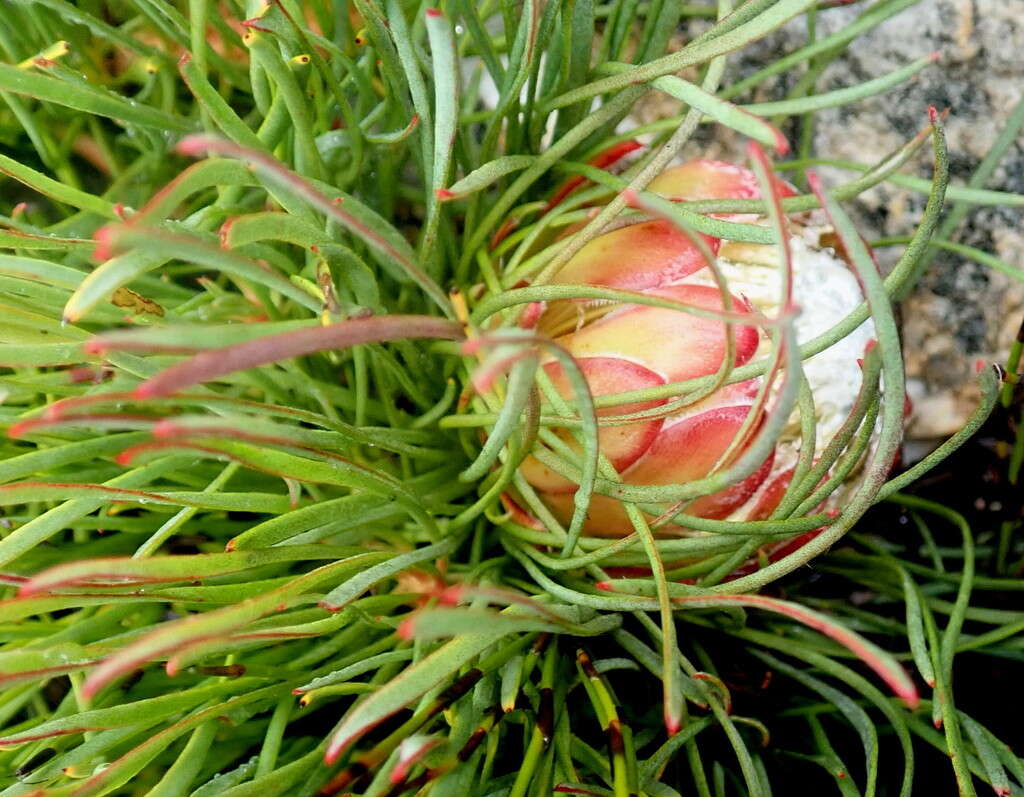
520;159;790;536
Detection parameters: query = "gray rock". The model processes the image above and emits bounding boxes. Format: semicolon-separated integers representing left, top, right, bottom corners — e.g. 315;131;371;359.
809;0;1023;438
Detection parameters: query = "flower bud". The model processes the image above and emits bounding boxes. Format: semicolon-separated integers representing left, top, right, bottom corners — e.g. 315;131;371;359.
519;160;874;538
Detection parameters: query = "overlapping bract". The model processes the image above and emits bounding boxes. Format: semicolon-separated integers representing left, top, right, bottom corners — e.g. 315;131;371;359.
521;161;794;536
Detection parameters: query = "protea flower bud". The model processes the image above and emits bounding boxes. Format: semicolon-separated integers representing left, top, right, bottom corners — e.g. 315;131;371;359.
519;159;875;538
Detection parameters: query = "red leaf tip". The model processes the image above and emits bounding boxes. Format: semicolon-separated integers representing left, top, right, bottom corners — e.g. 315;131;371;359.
435;188;456;201
774;131;791;156
175;133;220;158
397;618;416;640
240;17;272;32
928;106;939;124
7;421;32;439
621;188;641;209
151;420;176;438
218;217;238;248
16;582;39;598
92;225;117;261
80;684;100;700
595;581;615;592
425;7;443;16
132;383;159;400
439;585;464;605
901;680;920;710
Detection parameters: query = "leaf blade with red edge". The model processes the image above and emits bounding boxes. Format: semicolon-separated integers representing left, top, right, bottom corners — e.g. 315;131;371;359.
673;593;918;708
78;553;389;698
17;546;363;596
102;315;463;398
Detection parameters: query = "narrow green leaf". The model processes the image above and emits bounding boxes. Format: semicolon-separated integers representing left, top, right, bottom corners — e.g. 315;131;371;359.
961;714;1011;797
442;156;537;199
19;545;364;595
0;151;117;218
598;61;788;151
899;569;936;687
420;7;459;263
743;54;937;117
0;62;191;131
0;682;246;748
